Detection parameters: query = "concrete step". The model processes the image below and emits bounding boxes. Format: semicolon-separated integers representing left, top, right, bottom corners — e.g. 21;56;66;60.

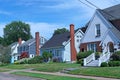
86;60;99;67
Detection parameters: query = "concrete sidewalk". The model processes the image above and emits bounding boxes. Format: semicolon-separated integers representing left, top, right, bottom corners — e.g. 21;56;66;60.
2;68;120;80
25;70;119;80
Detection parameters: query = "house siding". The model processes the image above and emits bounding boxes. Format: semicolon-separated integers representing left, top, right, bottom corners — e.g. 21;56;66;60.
41;47;64;62
29;43;36;54
81;11;108;43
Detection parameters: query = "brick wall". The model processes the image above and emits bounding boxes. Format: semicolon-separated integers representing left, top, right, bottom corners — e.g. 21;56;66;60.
80;41;102;52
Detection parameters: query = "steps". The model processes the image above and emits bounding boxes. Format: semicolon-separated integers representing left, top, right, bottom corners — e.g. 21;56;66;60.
86;60;99;67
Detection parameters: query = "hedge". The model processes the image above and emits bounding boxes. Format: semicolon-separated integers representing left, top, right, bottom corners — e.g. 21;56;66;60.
108;61;120;67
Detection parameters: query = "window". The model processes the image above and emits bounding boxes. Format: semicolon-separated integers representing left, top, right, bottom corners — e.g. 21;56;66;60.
77;36;79;38
87;43;97;52
77;39;79;42
32;54;34;57
95;24;101;37
80;35;82;38
55;50;62;57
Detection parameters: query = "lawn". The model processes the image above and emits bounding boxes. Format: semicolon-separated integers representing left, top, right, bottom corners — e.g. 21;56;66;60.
0;63;80;72
0;69;10;72
12;71;93;80
68;67;120;79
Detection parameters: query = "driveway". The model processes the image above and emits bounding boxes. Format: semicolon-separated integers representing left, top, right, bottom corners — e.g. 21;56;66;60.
0;72;42;80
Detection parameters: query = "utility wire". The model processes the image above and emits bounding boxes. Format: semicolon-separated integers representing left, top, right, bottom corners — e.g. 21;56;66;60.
85;0;99;9
84;0;117;19
78;0;95;9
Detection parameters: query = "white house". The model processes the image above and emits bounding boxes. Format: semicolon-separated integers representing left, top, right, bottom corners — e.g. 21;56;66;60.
10;38;25;63
41;24;86;62
10;32;47;63
80;4;120;66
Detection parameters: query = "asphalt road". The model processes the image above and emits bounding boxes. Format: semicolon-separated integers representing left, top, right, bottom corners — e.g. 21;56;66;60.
0;73;42;80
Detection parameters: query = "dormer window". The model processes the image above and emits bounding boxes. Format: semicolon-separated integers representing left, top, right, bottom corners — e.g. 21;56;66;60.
95;24;101;37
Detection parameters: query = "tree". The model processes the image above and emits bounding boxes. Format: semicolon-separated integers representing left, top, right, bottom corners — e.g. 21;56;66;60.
0;37;3;44
4;21;32;45
0;45;11;63
53;28;69;36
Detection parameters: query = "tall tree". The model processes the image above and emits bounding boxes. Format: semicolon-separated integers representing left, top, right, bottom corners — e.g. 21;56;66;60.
53;28;69;36
0;45;11;63
4;21;32;45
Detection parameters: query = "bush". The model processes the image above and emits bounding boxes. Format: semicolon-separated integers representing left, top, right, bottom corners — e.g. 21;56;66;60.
77;51;93;61
42;52;52;62
76;59;83;66
53;57;59;62
108;61;120;67
52;57;62;62
111;51;120;61
95;52;101;59
28;56;43;64
101;62;108;67
14;58;30;64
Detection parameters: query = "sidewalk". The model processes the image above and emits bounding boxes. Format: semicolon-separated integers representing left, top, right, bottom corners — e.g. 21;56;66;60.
2;68;120;80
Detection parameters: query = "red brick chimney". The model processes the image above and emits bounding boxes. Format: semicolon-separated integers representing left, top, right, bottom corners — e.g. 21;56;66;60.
18;38;22;45
35;32;40;56
70;24;77;61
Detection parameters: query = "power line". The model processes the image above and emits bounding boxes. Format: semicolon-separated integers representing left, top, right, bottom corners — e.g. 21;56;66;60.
84;0;117;19
85;0;99;9
78;0;117;19
78;0;95;9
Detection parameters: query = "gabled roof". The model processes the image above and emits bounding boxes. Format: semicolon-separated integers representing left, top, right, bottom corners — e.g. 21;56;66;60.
18;36;47;47
19;38;35;47
9;42;18;47
41;28;85;49
98;4;120;20
98;4;120;32
41;32;70;49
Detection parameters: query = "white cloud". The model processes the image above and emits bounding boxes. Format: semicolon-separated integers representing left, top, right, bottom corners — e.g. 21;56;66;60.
0;10;11;15
28;22;68;39
0;22;68;39
0;23;6;37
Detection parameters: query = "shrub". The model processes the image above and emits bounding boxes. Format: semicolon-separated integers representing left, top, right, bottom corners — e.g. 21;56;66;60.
111;51;120;61
76;59;83;66
101;62;108;67
52;57;62;62
95;52;101;59
108;61;120;67
77;51;93;61
42;52;52;62
28;56;43;64
14;58;30;64
53;57;59;62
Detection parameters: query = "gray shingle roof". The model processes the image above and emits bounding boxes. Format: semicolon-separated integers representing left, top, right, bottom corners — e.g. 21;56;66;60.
19;38;35;47
98;4;120;32
41;32;70;49
98;4;120;20
9;42;18;47
41;28;86;49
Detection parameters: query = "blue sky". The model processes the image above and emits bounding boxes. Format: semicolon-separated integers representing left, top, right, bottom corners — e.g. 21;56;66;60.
0;0;120;39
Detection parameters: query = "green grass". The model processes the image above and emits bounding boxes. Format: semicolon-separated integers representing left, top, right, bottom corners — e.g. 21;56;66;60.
34;63;80;72
12;71;93;80
69;67;120;79
0;63;80;72
0;69;10;72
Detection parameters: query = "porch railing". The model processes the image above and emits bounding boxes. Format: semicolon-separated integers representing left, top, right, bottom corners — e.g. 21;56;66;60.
84;53;95;66
98;52;110;66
